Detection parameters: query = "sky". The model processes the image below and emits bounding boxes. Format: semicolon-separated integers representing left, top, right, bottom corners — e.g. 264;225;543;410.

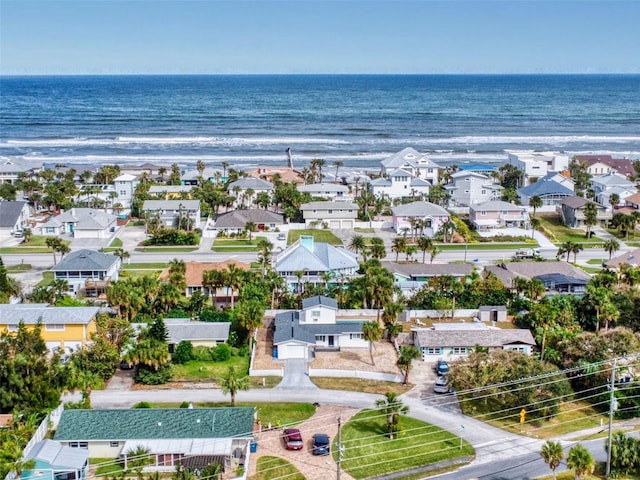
1;0;639;75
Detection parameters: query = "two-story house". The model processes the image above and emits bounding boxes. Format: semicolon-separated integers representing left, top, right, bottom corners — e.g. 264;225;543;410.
507;150;569;186
0;303;99;354
113;174;139;208
445;171;502;208
298;183;350;200
518;175;575;207
227;177;274;209
0;201;30;238
574;155;636;178
273;296;369;359
181;167;222;185
560;196;612;229
469;200;529;231
51;249;121;297
391;201;449;236
299;201;358;229
142;200;201;229
0;160;33;184
590;173;636;206
380;147;440;184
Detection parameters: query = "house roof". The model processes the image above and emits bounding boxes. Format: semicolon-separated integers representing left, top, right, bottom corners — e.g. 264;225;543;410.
159;260;250;287
450;170;489;180
470;200;525;212
382;262;474;278
391;201;449;217
25;440;88;470
0;201;27;228
302;295;338;310
143;200;200;211
0;304;99;326
166;322;231;343
51;249;119;272
561;196;589;209
496;261;591;283
370;178;392;187
386;168;413;177
410;178;431;187
149;185;194;194
54;408;255;441
381;147;440;169
591;173;634;187
576;155;635;177
114;174;138;182
273;311;364;345
604;247;640;268
214;209;284;228
625;192;640;204
299;201;358;211
181;168;220;181
518;179;574;198
298;183;349;193
228;177;274;191
246;166;304;184
478;305;507;312
43;208;117;230
413;327;536;349
535;273;588;287
0;161;32;173
275;240;358;273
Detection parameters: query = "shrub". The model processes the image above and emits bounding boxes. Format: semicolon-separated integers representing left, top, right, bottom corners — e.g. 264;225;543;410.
211;343;232;362
192;346;212;361
165;308;191;318
133;401;152;408
172;341;193;364
199;308;231;323
179;401;190;408
238;345;249;357
134;364;173;385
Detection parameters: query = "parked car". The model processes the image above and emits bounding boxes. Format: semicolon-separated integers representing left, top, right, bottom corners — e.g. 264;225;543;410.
312;433;330;455
119;360;133;370
277;233;287;241
435;360;449;375
433;376;449;394
283;428;304;450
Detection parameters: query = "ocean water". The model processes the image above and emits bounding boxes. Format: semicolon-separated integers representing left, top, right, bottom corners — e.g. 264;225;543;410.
1;74;639;172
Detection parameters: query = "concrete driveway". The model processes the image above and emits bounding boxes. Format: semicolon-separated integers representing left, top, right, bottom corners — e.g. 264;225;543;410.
276;359;317;389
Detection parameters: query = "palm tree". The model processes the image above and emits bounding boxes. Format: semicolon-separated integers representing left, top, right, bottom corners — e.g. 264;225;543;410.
570;242;584;263
349;234;366;258
362;321;382;366
219;366;250;406
256;238;273;277
397;345;420;385
417;236;433;263
530;195;543;217
225;263;244;309
583;201;598;239
369;237;386;260
375;392;409;440
391;237;406;262
429;246;440;264
45;236;63;265
604;238;620;259
567;444;594;479
113;248;130;264
236;298;265;346
333;161;343;183
540;440;564;480
203;269;223;306
244;221;257;240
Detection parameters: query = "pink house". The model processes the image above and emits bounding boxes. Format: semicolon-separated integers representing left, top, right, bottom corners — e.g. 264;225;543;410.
469;200;529;231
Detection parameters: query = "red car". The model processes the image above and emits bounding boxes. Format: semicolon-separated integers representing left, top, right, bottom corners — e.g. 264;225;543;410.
283;428;304;450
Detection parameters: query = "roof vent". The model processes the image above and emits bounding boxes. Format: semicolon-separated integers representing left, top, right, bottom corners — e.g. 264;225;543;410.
157;422;162;426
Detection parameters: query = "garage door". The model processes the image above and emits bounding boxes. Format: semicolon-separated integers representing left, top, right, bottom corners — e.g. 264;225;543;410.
46;341;61;354
329;220;341;229
283;345;307;359
341;220;354;229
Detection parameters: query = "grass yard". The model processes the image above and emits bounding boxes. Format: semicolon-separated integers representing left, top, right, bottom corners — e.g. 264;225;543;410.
6;264;32;272
171;356;250;381
537;216;603;245
287;229;343;245
311;377;412;395
134;246;198;252
37;271;54;287
249;376;282;389
119;269;162;280
250;456;305;480
0;236;71;254
91;458;124;477
435;242;536;251
102;238;123;252
122;262;170;270
211;236;268;252
587;258;606;265
337;410;473;479
354;227;375;233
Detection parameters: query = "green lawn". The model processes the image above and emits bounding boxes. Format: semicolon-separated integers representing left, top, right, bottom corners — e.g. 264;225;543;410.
37;271;54;287
311;377;412;395
287;229;342;245
354;227;375;233
337;410;473;479
171;356;250;381
250;456;304;480
6;264;32;272
122;262;169;270
0;236;70;254
91;458;124;477
134;246;198;252
119;270;162;280
537;216;603;245
212;236;268;252
102;238;123;252
435;242;536;251
587;258;606;265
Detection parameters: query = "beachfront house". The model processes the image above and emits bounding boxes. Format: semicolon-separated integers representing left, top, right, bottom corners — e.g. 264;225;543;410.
380;147;440;184
574;155;636;178
148;185;194;199
227;177;274;209
181;167;222;185
0;160;33;184
445;171;501;208
390;200;449;237
469;200;529;231
507;150;569;186
51;249;121;297
370;169;432;200
298;183;351;200
114;174;139;207
560;196;612;229
299;201;358;229
517;176;574;207
142;200;202;229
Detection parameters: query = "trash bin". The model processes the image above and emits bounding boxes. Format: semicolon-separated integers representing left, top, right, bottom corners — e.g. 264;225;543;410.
272;347;278;358
250;442;258;453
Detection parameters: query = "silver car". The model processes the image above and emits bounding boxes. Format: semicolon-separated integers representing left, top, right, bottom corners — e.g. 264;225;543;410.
433;376;449;394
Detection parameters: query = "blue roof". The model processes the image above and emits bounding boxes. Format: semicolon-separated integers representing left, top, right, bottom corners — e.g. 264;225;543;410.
518;179;574;197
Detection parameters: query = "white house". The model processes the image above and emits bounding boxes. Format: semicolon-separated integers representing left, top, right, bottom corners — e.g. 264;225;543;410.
298;183;351;200
0;160;33;184
227;177;274;209
299;201;358;229
380;147;440;184
0;201;30;238
40;208;117;239
445;171;502;207
273;296;369;360
51;249;121;296
507;150;569;186
142;200;201;229
370;169;432;200
113;174;139;208
390;201;449;236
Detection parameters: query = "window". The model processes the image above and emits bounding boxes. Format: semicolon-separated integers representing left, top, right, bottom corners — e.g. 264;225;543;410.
312;310;321;317
481;189;486;195
426;348;440;355
481;211;486;215
45;324;65;331
451;347;467;355
7;325;18;332
506;346;526;353
110;441;119;447
464;190;469;193
328;210;333;214
350;333;363;340
119;190;127;196
316;335;326;342
69;442;88;448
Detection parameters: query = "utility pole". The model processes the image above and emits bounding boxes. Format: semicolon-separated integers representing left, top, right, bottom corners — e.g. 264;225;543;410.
337;415;342;480
606;360;616;478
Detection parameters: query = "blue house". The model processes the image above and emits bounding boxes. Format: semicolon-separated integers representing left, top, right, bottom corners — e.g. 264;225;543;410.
22;440;88;480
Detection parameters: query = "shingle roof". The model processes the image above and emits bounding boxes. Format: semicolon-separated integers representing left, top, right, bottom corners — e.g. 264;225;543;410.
561;196;589;209
302;296;338;310
143;200;200;211
625;192;640;204
382;262;474;278
518;179;574;197
410;178;431;187
298;184;349;193
26;440;88;469
496;261;591;282
276;240;358;273
54;408;255;441
391;201;449;217
471;200;526;212
370;178;392;187
273;311;364;345
414;327;535;349
387;168;413;177
51;249;119;272
605;247;640;268
43;208;116;230
381;147;440;169
181;168;220;181
166;322;231;343
159;261;250;287
0;201;27;228
450;171;489;180
149;185;193;194
0;304;99;325
591;173;634;187
299;201;358;211
228;178;274;191
214;209;284;228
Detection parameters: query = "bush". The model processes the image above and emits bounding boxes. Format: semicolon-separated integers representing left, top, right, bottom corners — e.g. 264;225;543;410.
180;401;190;408
192;346;212;361
211;344;232;362
238;345;249;357
133;401;152;408
134;364;173;385
165;308;191;318
199;308;231;323
172;341;193;364
143;228;200;246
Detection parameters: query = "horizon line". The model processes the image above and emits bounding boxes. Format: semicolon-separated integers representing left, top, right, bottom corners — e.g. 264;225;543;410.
2;72;640;77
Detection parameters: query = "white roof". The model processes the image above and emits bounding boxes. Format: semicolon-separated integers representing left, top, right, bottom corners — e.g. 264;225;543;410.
114;174;138;182
122;438;232;456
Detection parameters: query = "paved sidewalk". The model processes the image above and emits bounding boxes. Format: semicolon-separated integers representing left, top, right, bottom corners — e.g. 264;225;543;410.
276;359;317;389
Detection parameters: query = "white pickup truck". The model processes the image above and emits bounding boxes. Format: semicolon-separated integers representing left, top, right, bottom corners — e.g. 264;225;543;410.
513;248;541;259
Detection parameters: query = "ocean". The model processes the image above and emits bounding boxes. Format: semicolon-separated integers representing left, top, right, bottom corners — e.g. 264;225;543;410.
1;74;639;173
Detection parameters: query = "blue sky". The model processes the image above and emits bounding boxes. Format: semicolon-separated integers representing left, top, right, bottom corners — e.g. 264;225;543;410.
1;1;638;74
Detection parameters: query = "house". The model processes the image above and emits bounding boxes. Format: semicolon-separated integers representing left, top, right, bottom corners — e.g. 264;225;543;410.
391;201;450;236
164;319;231;352
507;151;569;186
0;200;30;237
227;178;274;209
299;201;358;229
22;440;89;480
275;236;358;292
605;248;640;269
477;305;508;323
624;192;640;211
0;160;33;184
590;173;636;206
142;200;201;229
485;261;590;293
298;183;350;200
148;185;194;199
382;262;475;297
413;323;536;361
598;185;637;208
273;296;368;359
159;260;250;308
0;303;99;354
560;196;612;228
469;200;529;231
370;169;432;200
517;176;574;207
574;155;636;178
51;249;121;297
247;166;305;185
181;167;221;185
445;171;501;207
40;208;117;239
112;174;139;208
53;408;254;472
213;209;284;234
380;147;440;185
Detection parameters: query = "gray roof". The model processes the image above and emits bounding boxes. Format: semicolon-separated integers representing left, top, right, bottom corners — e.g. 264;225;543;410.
478;305;507;312
166;322;231;343
561;196;595;209
535;273;588;287
485;261;591;288
370;177;392;187
391;201;449;217
0;161;31;173
298;183;349;193
214;209;284;228
386;168;413;177
43;208;116;230
518;179;574;198
273;311;365;345
51;249;119;272
181;167;220;181
228;177;274;191
276;240;358;273
450;170;489;180
299;201;358;211
0;201;27;228
382;262;474;278
605;247;640;268
26;440;88;470
591;172;634;187
302;295;338;310
0;304;99;325
54;408;254;441
149;185;193;194
471;200;526;212
143;200;201;211
410;178;431;187
381;147;440;169
414;327;535;349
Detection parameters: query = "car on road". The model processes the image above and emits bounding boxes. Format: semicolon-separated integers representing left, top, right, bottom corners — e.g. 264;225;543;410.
312;433;330;455
433;376;449;394
283;428;304;450
435;360;449;375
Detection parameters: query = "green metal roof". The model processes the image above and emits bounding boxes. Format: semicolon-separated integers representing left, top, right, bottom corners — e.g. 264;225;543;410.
54;408;254;441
